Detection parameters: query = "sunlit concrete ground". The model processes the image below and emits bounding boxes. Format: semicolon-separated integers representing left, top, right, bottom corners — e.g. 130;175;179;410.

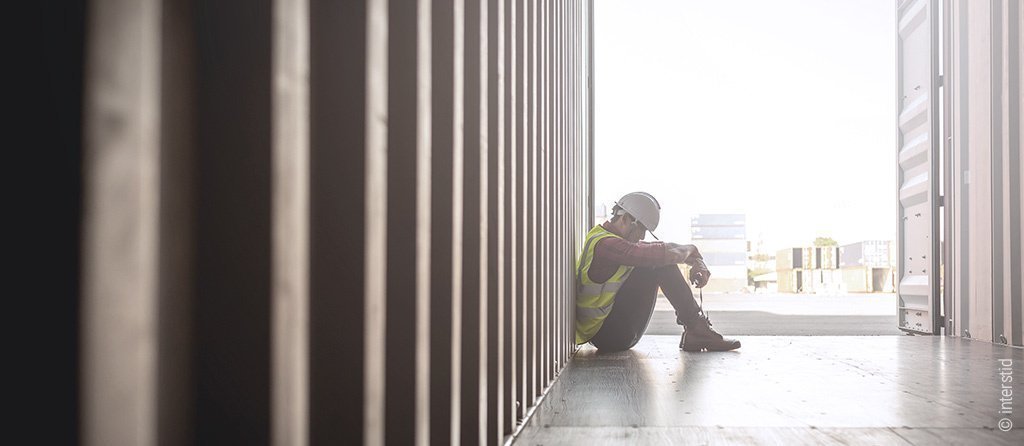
647;292;901;336
515;335;1024;445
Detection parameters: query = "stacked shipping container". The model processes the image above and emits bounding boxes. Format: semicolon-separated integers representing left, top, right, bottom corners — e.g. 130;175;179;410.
776;246;846;293
839;241;895;293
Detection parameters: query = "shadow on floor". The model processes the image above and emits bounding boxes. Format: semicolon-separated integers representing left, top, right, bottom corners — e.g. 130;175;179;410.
645;310;902;336
515;335;1024;445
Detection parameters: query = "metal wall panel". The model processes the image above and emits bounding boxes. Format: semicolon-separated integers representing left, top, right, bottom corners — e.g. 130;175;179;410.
515;0;527;425
22;1;87;443
524;0;536;411
79;1;591;444
502;0;518;435
946;0;1023;346
429;1;457;444
1015;0;1023;347
384;1;425;444
362;0;389;443
81;1;162;443
460;0;485;441
194;1;277;442
995;0;1021;349
896;0;941;335
272;1;309;444
486;1;505;443
308;1;371;443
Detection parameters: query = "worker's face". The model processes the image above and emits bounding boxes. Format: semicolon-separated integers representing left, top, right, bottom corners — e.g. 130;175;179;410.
624;217;647;243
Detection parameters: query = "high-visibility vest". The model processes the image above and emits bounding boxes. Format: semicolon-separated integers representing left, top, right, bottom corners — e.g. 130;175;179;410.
575;225;634;344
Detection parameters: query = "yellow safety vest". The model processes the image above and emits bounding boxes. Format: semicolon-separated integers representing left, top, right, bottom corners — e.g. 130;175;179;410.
575;225;634;344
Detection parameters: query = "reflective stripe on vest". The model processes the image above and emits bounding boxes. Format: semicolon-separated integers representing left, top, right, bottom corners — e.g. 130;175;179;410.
574;225;634;344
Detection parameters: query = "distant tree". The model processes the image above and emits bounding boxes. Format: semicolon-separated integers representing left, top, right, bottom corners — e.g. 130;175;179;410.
813;236;838;247
750;253;772;262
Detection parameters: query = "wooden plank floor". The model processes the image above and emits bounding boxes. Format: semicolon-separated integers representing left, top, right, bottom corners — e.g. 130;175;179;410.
514;336;1024;445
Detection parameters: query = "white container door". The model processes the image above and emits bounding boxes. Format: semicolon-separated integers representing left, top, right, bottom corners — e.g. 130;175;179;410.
896;0;941;334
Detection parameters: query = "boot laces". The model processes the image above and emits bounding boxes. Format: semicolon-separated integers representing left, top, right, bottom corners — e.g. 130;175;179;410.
697;286;712;327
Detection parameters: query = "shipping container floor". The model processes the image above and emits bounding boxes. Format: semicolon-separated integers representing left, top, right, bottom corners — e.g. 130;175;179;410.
514;335;1024;445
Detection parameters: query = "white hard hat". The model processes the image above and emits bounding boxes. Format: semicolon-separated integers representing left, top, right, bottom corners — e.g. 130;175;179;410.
613;192;661;238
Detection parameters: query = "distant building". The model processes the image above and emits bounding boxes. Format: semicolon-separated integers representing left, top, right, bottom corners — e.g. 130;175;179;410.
594;202;608;222
752;271;778;293
776;246;842;293
776;241;895;293
748;243;776;293
690;214;747;292
838;240;895;293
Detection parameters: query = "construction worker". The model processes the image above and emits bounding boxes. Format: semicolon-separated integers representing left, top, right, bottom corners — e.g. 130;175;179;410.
575;192;741;352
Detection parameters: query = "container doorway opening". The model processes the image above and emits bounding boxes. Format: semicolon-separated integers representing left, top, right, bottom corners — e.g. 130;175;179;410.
594;0;901;337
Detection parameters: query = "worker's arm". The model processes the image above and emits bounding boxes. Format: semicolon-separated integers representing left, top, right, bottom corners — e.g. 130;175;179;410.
664;242;703;265
666;242;712;288
589;238;711;285
592;237;672;268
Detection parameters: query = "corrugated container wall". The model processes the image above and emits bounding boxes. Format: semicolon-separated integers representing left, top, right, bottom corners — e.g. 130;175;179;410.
78;0;593;444
946;0;1022;345
777;248;800;271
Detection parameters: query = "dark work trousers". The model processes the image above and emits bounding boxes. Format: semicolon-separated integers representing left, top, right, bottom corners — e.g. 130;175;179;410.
589;265;702;352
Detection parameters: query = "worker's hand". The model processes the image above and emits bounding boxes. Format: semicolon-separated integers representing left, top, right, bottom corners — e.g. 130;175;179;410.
666;243;700;264
689;259;711;288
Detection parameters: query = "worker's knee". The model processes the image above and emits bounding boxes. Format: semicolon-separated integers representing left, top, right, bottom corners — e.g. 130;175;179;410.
655;264;686;282
656;264;681;274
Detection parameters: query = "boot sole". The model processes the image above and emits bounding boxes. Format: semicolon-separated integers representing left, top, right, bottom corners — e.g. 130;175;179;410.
680;337;741;352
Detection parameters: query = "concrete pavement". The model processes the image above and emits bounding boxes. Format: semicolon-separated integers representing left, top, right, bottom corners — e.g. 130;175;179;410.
645;292;902;336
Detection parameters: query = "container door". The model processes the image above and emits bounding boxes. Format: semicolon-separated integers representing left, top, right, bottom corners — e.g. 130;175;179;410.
896;0;941;334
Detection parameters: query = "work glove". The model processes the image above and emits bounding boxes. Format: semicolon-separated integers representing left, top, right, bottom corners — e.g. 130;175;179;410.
689;258;711;288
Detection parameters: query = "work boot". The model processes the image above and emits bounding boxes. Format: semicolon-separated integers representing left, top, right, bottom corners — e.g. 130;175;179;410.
679;313;741;352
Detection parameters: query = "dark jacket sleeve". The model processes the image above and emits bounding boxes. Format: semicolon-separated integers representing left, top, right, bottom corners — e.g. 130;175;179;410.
592;237;671;268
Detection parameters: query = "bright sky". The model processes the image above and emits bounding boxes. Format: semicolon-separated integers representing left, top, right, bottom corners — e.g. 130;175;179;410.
594;0;897;252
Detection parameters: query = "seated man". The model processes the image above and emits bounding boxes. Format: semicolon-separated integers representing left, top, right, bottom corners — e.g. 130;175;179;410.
575;192;741;352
